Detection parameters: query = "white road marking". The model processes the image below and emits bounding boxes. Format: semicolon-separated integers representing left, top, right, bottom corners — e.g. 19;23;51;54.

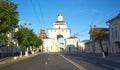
45;61;48;64
60;53;87;70
102;64;120;70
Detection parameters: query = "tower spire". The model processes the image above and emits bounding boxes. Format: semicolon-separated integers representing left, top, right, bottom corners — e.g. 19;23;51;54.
58;12;63;21
39;27;46;39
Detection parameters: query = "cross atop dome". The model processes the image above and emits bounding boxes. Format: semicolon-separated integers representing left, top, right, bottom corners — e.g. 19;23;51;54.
58;12;63;21
53;12;67;28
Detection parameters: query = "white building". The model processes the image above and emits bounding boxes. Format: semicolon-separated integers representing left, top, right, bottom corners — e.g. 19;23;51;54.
85;41;93;53
89;28;110;53
107;13;120;54
43;13;70;52
43;12;80;52
78;40;89;52
65;37;79;52
0;30;20;57
48;12;70;39
43;38;56;52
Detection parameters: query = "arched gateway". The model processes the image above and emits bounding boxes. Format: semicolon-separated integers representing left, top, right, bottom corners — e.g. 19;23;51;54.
42;13;79;52
48;12;70;39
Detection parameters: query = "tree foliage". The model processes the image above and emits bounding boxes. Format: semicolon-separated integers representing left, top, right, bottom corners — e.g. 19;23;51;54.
0;0;18;33
15;26;42;48
91;28;104;41
0;34;8;43
91;28;107;57
0;0;18;43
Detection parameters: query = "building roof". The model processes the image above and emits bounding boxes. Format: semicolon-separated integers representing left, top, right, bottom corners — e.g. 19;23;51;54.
85;41;92;44
107;13;120;23
58;12;63;16
80;40;90;42
89;28;109;34
89;28;109;40
54;21;66;25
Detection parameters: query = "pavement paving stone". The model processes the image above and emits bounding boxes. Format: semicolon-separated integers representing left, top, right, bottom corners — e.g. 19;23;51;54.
63;52;120;63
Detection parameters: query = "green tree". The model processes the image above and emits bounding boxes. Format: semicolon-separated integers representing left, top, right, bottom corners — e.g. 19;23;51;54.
15;26;42;47
0;0;18;43
0;34;8;44
15;26;42;56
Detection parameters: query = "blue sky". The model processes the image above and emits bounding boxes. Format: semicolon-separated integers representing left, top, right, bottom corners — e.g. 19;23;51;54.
12;0;120;41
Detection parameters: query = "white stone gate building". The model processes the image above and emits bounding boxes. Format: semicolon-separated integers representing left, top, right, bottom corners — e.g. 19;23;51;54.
42;13;79;52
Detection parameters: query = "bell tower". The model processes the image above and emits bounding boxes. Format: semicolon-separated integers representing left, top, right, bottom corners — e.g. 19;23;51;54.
39;28;46;39
58;12;63;21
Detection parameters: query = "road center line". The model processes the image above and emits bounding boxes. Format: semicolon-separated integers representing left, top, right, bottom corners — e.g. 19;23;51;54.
60;53;87;70
45;61;48;64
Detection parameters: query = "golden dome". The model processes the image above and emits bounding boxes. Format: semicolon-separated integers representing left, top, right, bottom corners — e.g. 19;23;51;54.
58;12;63;16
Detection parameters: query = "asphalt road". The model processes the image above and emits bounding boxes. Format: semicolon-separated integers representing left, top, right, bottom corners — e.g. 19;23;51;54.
0;53;80;70
63;53;120;70
1;53;119;70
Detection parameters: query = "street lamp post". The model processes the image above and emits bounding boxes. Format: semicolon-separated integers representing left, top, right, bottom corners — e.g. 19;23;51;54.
24;22;31;56
20;21;31;57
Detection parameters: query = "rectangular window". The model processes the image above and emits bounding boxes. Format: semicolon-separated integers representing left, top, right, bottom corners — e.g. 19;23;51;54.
117;26;119;39
113;28;115;39
111;28;113;39
62;30;64;32
119;26;120;40
115;27;117;39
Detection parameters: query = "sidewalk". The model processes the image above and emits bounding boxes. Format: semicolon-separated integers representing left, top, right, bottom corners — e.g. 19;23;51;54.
0;53;40;68
63;52;120;63
85;53;120;62
103;54;120;62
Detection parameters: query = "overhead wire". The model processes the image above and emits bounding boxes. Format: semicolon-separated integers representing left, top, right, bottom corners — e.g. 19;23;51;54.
77;9;120;39
37;0;44;26
30;0;42;26
96;9;120;26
